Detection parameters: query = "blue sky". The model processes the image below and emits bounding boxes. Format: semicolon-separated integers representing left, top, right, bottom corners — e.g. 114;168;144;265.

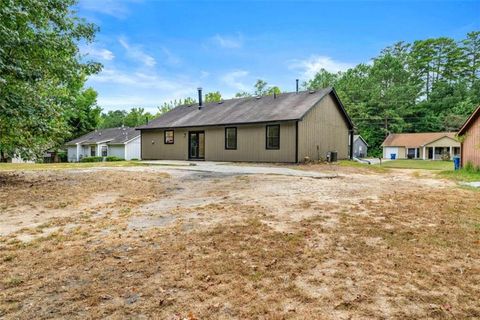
76;0;480;113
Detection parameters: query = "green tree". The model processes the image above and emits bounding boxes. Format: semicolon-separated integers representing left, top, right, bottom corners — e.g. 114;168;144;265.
124;108;154;127
304;68;339;90
236;80;282;97
66;87;102;138
254;79;269;96
319;31;480;156
267;86;281;96
157;97;197;116
235;91;252;98
100;110;127;128
0;0;101;161
205;91;222;103
460;31;480;85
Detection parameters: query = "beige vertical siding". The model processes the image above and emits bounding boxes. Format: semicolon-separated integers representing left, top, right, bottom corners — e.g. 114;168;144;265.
141;129;188;160
462;115;480;167
298;93;350;161
141;123;296;162
425;136;460;147
205;123;296;162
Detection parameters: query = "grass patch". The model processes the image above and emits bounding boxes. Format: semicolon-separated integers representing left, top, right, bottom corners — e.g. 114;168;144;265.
0;161;144;171
376;159;453;170
3;276;23;288
337;160;389;172
438;169;480;182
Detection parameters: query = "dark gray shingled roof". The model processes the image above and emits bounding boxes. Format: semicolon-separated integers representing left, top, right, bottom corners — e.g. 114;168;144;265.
137;88;353;130
66;127;140;145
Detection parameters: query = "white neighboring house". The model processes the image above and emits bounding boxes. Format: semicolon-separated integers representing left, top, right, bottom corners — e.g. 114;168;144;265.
66;127;141;162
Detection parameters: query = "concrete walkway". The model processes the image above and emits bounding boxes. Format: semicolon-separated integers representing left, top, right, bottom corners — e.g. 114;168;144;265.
460;181;480;188
141;160;337;179
361;158;393;165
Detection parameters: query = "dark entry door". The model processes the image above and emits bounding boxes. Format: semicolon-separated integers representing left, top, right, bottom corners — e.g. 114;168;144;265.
189;131;205;160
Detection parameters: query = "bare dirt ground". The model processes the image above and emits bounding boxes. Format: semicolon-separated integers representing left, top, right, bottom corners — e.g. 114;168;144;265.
0;164;479;319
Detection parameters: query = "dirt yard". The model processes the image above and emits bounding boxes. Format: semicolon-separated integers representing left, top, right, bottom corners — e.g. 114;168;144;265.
0;163;479;319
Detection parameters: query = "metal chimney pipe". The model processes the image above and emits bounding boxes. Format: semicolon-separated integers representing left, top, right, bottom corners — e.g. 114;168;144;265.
296;79;299;93
198;87;203;108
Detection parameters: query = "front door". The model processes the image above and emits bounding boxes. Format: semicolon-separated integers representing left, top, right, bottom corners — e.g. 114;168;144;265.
188;131;205;160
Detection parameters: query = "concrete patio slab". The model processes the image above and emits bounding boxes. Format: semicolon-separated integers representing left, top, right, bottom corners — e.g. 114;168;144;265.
141;160;337;179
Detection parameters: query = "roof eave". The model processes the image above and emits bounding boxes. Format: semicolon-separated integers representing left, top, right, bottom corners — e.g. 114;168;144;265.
458;105;480;135
137;118;300;130
329;87;354;130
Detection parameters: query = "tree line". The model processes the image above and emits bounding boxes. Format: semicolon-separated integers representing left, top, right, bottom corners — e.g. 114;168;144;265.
0;0;478;160
304;32;480;156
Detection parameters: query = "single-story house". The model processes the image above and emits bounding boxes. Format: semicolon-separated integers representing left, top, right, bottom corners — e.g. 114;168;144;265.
458;105;480;168
66;127;141;162
352;135;368;158
137;87;354;163
381;132;460;160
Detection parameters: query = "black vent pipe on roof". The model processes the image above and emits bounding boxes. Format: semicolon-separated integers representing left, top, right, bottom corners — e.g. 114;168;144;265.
198;87;203;109
296;79;299;93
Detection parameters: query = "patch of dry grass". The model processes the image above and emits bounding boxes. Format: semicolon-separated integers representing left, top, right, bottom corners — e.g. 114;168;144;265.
0;166;479;319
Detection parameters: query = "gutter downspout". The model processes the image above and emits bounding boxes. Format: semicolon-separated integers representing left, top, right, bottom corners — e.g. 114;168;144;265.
295;121;299;163
349;129;354;160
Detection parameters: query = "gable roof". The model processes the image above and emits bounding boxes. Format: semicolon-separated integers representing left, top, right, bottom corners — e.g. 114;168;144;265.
458;105;480;135
137;88;353;130
354;135;369;147
382;132;457;148
66;127;140;145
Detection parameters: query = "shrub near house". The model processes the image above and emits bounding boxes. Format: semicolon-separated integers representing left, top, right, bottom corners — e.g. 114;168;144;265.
80;156;124;162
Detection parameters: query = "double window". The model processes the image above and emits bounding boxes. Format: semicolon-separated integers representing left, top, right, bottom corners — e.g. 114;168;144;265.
225;127;237;150
164;130;174;144
266;125;280;149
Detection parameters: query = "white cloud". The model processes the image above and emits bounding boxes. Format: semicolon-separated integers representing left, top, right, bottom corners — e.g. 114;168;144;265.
289;55;354;80
118;37;156;67
79;0;139;18
211;34;243;49
81;45;115;61
88;67;198;109
90;68;185;90
220;70;249;91
161;47;181;66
